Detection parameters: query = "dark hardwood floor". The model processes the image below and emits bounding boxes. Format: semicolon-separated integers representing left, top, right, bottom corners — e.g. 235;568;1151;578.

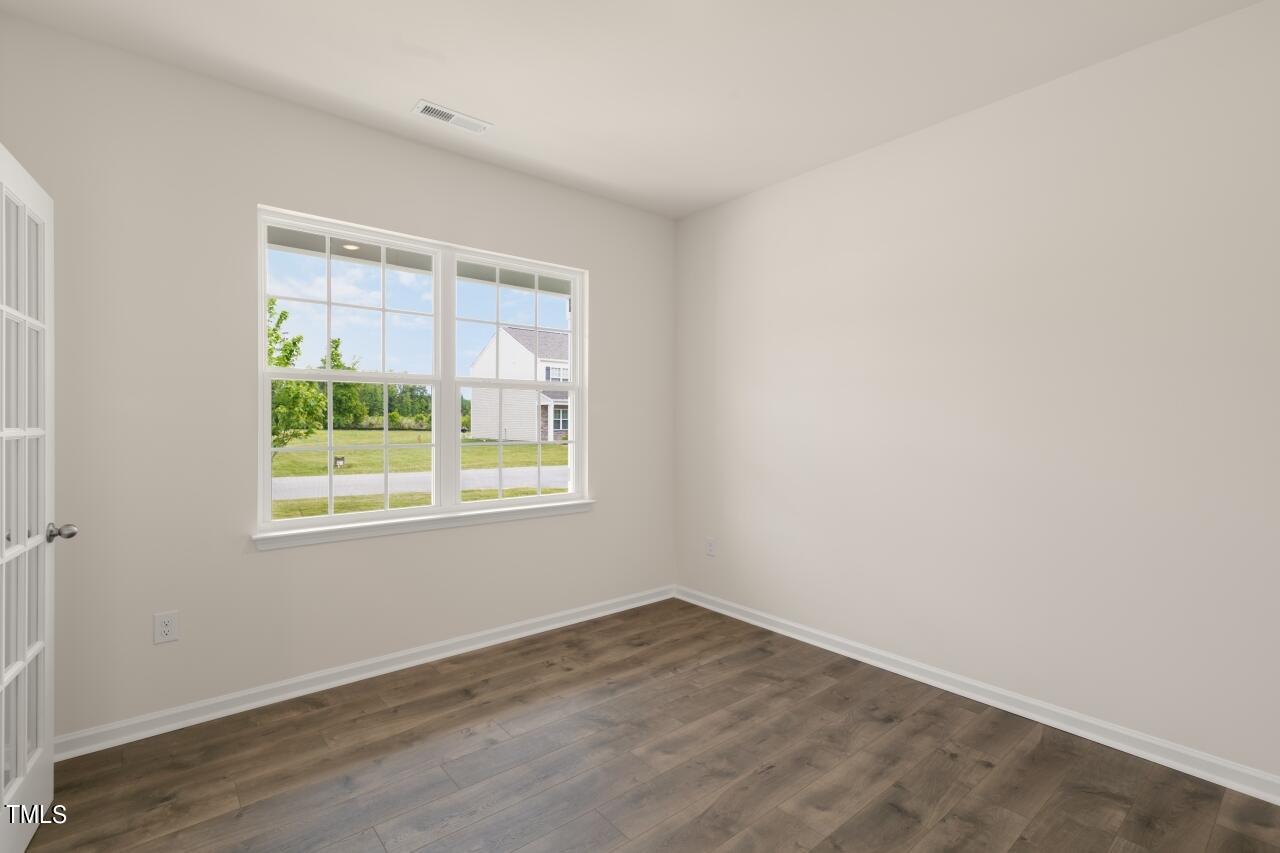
31;599;1280;852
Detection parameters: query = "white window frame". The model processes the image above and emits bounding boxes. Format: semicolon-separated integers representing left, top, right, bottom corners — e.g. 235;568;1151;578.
253;206;590;550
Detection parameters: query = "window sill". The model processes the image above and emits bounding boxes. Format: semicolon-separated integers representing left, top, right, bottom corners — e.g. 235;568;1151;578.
252;499;595;551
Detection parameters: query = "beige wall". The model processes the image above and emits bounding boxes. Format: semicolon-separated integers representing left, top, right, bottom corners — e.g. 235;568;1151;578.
0;15;676;736
675;2;1280;777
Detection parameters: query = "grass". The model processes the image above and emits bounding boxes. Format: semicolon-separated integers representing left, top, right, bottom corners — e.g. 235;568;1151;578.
272;491;433;519
271;433;570;519
271;487;567;518
274;440;568;477
461;443;568;469
279;429;431;448
272;445;432;477
461;487;568;502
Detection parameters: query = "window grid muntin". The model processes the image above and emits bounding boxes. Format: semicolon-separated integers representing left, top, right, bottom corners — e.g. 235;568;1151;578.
269;380;437;519
260;209;584;530
459;386;575;502
266;233;438;376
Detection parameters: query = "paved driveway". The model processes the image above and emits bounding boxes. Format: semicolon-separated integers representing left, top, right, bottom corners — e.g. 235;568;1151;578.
272;466;569;499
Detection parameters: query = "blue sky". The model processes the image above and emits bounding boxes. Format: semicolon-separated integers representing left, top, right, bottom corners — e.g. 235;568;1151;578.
267;247;570;376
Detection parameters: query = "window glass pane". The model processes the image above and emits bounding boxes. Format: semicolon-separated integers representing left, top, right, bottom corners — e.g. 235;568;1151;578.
26;546;41;649
460;387;498;502
537;293;570;331
4;196;18;310
499;268;535;289
457;279;497;322
495;326;533;381
388;385;432;444
536;329;571;383
501;290;536;326
3;678;14;788
26;653;39;763
271;451;328;519
501;388;539;442
271;380;327;450
4;556;20;668
4;440;20;550
457;321;497;378
538;275;571;331
386;312;433;375
332;382;383;434
334;448;386;515
27;326;42;428
501;445;537;498
386;248;434;313
457;261;497;283
499;269;536;326
330;240;381;307
266;299;326;369
540;443;571;495
330;306;382;371
26;438;42;541
26;215;41;322
4;318;20;429
461;442;500;502
265;227;326;301
465;386;495;441
389;447;432;509
539;389;573;441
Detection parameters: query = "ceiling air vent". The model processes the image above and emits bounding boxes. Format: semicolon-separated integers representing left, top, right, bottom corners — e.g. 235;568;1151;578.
413;99;491;134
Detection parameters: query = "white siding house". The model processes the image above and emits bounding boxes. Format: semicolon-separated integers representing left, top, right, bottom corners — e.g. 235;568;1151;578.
469;327;571;441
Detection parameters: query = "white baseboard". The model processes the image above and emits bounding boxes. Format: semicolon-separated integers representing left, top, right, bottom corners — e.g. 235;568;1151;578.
54;585;677;761
674;585;1280;807
56;583;1280;808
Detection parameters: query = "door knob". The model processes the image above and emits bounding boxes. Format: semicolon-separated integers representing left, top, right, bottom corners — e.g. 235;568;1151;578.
46;523;78;543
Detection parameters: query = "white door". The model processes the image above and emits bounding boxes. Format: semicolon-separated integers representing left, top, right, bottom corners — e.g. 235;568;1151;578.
0;143;59;852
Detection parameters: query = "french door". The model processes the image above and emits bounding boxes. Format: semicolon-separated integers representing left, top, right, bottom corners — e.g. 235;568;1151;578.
0;143;55;852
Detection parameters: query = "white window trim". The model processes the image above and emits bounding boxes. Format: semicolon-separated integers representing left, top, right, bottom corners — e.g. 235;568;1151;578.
253;206;590;550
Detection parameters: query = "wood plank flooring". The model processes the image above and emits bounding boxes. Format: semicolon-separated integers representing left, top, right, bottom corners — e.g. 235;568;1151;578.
30;599;1280;853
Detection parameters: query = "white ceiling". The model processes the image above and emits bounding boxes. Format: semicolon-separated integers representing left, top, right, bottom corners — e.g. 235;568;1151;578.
0;0;1257;217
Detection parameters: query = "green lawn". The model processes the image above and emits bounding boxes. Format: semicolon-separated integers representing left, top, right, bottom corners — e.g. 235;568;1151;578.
270;437;570;519
271;491;432;519
274;434;566;476
272;446;433;477
461;443;568;469
461;487;567;502
271;487;567;518
280;428;431;449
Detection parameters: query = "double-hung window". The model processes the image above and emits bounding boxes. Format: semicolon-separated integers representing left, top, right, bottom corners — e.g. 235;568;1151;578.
256;207;587;545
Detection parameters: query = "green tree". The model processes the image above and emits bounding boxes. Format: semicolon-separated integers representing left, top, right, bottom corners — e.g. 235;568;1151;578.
267;299;326;449
266;297;304;368
321;338;383;430
322;337;354;371
332;380;370;429
389;384;433;430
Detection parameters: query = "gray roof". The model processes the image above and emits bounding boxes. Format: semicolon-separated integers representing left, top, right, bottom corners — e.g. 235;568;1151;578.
541;390;569;402
503;326;569;361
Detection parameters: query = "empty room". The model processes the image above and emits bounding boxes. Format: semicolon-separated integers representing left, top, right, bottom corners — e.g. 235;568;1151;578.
0;1;1277;851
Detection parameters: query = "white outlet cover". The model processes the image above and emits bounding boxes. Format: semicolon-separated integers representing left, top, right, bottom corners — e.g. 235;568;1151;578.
153;610;179;644
705;538;717;557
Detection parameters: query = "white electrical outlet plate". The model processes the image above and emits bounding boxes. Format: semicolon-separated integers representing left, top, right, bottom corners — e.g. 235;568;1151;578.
705;538;717;557
154;611;179;644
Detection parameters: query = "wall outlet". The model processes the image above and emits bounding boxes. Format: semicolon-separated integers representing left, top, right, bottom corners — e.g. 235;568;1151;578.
153;611;179;644
705;537;718;557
